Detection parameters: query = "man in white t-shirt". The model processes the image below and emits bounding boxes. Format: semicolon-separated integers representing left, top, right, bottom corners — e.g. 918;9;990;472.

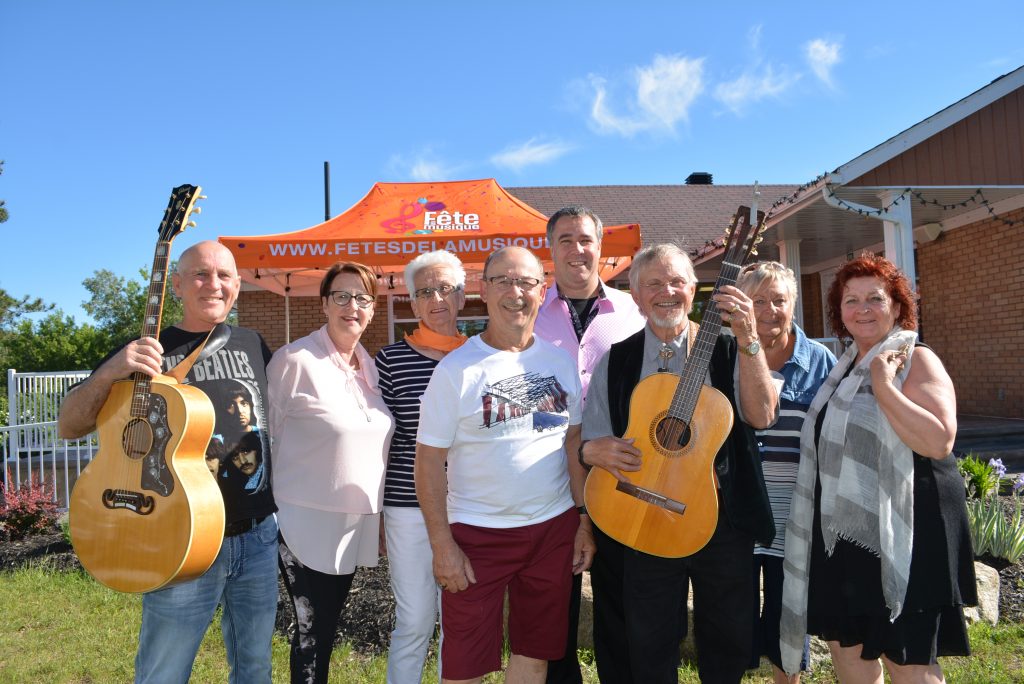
416;246;595;684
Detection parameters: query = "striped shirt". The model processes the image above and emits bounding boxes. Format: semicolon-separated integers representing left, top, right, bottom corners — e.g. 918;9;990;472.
754;326;836;557
374;340;439;507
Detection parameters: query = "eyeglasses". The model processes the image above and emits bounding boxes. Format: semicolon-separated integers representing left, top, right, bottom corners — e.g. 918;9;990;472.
413;284;461;300
484;275;542;290
328;290;375;309
640;278;690;290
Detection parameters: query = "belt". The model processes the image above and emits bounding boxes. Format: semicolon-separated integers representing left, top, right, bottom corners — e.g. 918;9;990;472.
224;515;268;538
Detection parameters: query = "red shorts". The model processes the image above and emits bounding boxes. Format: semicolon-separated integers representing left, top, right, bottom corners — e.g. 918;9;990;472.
440;507;578;680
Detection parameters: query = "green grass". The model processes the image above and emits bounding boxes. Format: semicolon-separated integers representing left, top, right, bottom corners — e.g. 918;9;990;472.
0;565;1021;683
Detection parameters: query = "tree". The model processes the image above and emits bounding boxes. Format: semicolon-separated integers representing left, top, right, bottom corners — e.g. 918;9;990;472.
0;160;7;224
0;288;52;330
1;314;109;373
81;266;183;345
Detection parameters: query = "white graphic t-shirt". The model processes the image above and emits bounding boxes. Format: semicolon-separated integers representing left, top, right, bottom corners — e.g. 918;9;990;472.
418;334;581;529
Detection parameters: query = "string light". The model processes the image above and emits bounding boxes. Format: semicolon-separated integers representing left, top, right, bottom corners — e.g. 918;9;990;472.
688;178;1022;260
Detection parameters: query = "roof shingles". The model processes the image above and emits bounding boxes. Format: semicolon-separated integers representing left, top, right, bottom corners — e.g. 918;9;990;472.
506;184;798;254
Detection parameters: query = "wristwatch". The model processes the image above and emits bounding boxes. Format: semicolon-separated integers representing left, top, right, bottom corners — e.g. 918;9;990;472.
738;338;762;356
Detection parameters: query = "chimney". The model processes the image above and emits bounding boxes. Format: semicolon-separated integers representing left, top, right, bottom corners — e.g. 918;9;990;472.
685;172;713;185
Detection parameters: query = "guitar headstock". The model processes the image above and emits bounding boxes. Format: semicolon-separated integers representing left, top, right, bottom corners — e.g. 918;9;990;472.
157;184;204;242
722;204;766;268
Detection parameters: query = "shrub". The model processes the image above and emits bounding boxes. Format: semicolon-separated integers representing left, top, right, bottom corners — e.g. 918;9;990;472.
967;471;1024;566
0;477;59;541
959;453;1000;499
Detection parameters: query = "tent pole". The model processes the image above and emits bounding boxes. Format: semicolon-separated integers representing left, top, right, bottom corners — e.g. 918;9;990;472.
324;161;331;221
285;273;292;344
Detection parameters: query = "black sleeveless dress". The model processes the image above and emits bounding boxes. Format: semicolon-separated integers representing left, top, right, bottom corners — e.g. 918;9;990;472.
806;346;976;664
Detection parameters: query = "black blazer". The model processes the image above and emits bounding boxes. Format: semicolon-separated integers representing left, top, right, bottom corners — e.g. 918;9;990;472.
606;328;775;547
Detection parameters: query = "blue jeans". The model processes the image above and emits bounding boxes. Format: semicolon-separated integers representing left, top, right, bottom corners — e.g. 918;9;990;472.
134;515;280;684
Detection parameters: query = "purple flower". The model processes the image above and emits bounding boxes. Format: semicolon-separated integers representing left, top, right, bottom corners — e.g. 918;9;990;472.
1014;474;1024;494
990;458;1007;479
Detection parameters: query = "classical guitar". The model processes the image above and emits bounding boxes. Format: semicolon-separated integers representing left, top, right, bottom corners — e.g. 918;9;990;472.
584;205;765;558
70;185;226;593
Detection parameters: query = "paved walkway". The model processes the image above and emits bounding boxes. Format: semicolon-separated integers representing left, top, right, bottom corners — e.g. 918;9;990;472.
955;414;1024;473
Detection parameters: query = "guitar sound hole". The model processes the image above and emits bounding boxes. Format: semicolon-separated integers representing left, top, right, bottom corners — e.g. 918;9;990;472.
122;418;154;460
655;416;691;450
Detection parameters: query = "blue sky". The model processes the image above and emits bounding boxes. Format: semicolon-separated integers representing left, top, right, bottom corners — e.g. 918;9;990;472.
3;1;1022;324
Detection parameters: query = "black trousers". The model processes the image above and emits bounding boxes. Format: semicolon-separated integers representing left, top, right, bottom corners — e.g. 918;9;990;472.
590;526;633;684
622;515;755;684
546;571;583;684
278;537;355;684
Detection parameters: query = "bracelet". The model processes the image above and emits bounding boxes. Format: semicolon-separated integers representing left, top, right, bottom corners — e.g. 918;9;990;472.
577;439;591;469
576;505;588;516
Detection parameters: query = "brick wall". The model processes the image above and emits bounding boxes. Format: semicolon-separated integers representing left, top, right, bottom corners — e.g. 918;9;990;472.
916;207;1024;418
238;290;392;356
800;273;825;338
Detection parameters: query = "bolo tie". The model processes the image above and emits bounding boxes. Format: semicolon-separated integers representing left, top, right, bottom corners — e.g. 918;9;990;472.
657;344;675;372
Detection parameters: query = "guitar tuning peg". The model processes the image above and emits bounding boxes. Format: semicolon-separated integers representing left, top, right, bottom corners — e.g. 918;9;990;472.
191;206;202;215
187;220;197;228
198;195;207;201
751;248;759;256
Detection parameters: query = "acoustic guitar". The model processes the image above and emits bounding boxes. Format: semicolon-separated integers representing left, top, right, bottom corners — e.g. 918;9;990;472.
70;185;226;593
584;205;764;558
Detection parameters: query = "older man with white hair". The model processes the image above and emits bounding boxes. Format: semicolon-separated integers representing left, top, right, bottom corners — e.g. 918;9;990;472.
580;243;778;684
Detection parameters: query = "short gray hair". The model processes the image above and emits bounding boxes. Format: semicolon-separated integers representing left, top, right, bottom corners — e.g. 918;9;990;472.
628;244;696;290
404;250;466;291
546;205;604;244
736;261;797;302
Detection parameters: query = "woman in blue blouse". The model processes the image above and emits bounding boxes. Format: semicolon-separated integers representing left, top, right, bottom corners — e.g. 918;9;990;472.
738;261;837;684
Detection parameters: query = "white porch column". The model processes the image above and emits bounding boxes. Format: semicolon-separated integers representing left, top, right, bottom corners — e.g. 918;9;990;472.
880;190;917;289
776;238;804;328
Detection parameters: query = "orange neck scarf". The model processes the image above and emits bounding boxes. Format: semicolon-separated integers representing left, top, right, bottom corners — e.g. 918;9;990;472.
405;323;468;353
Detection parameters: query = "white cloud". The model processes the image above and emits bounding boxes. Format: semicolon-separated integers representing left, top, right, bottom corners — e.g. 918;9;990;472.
409;158;446;182
589;54;705;136
490;137;573;172
748;24;763;52
805;38;841;87
713;65;799;115
387;147;458;181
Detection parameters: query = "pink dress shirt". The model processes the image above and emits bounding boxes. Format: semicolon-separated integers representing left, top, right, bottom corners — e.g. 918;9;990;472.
533;282;646;402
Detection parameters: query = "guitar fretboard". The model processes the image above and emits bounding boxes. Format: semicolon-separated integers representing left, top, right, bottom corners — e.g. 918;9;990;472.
130;240;172;418
667;260;742;422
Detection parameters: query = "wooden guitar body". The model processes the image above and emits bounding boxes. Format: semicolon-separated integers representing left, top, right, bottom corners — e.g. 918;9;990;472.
584;370;734;558
70;375;225;593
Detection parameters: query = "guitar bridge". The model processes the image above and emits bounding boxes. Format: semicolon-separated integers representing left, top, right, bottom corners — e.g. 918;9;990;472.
101;488;156;515
615;481;687;516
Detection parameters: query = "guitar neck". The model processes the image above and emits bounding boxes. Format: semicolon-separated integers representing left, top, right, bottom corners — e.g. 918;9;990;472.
130;240;173;417
668;259;743;422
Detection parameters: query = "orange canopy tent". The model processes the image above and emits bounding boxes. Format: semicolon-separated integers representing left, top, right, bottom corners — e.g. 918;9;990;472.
219;178;641;297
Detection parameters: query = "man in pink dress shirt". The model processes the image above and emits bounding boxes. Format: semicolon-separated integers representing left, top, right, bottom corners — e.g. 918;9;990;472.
533;206;645;684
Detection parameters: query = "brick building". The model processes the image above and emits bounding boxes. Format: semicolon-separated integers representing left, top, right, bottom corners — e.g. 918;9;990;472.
232;65;1024;419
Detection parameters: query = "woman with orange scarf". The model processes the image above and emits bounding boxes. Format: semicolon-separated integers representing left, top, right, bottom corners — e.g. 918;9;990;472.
374;250;468;684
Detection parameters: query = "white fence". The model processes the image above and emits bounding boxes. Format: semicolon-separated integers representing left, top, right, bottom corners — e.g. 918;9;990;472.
3;369;95;509
1;422;97;509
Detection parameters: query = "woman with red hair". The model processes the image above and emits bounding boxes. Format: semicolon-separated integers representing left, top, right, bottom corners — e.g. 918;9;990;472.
781;254;976;684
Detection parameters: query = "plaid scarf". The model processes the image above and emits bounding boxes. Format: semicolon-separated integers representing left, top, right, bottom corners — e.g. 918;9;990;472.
780;327;917;674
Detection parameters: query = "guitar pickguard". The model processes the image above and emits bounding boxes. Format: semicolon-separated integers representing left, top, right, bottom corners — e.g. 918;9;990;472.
141;394;174;496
